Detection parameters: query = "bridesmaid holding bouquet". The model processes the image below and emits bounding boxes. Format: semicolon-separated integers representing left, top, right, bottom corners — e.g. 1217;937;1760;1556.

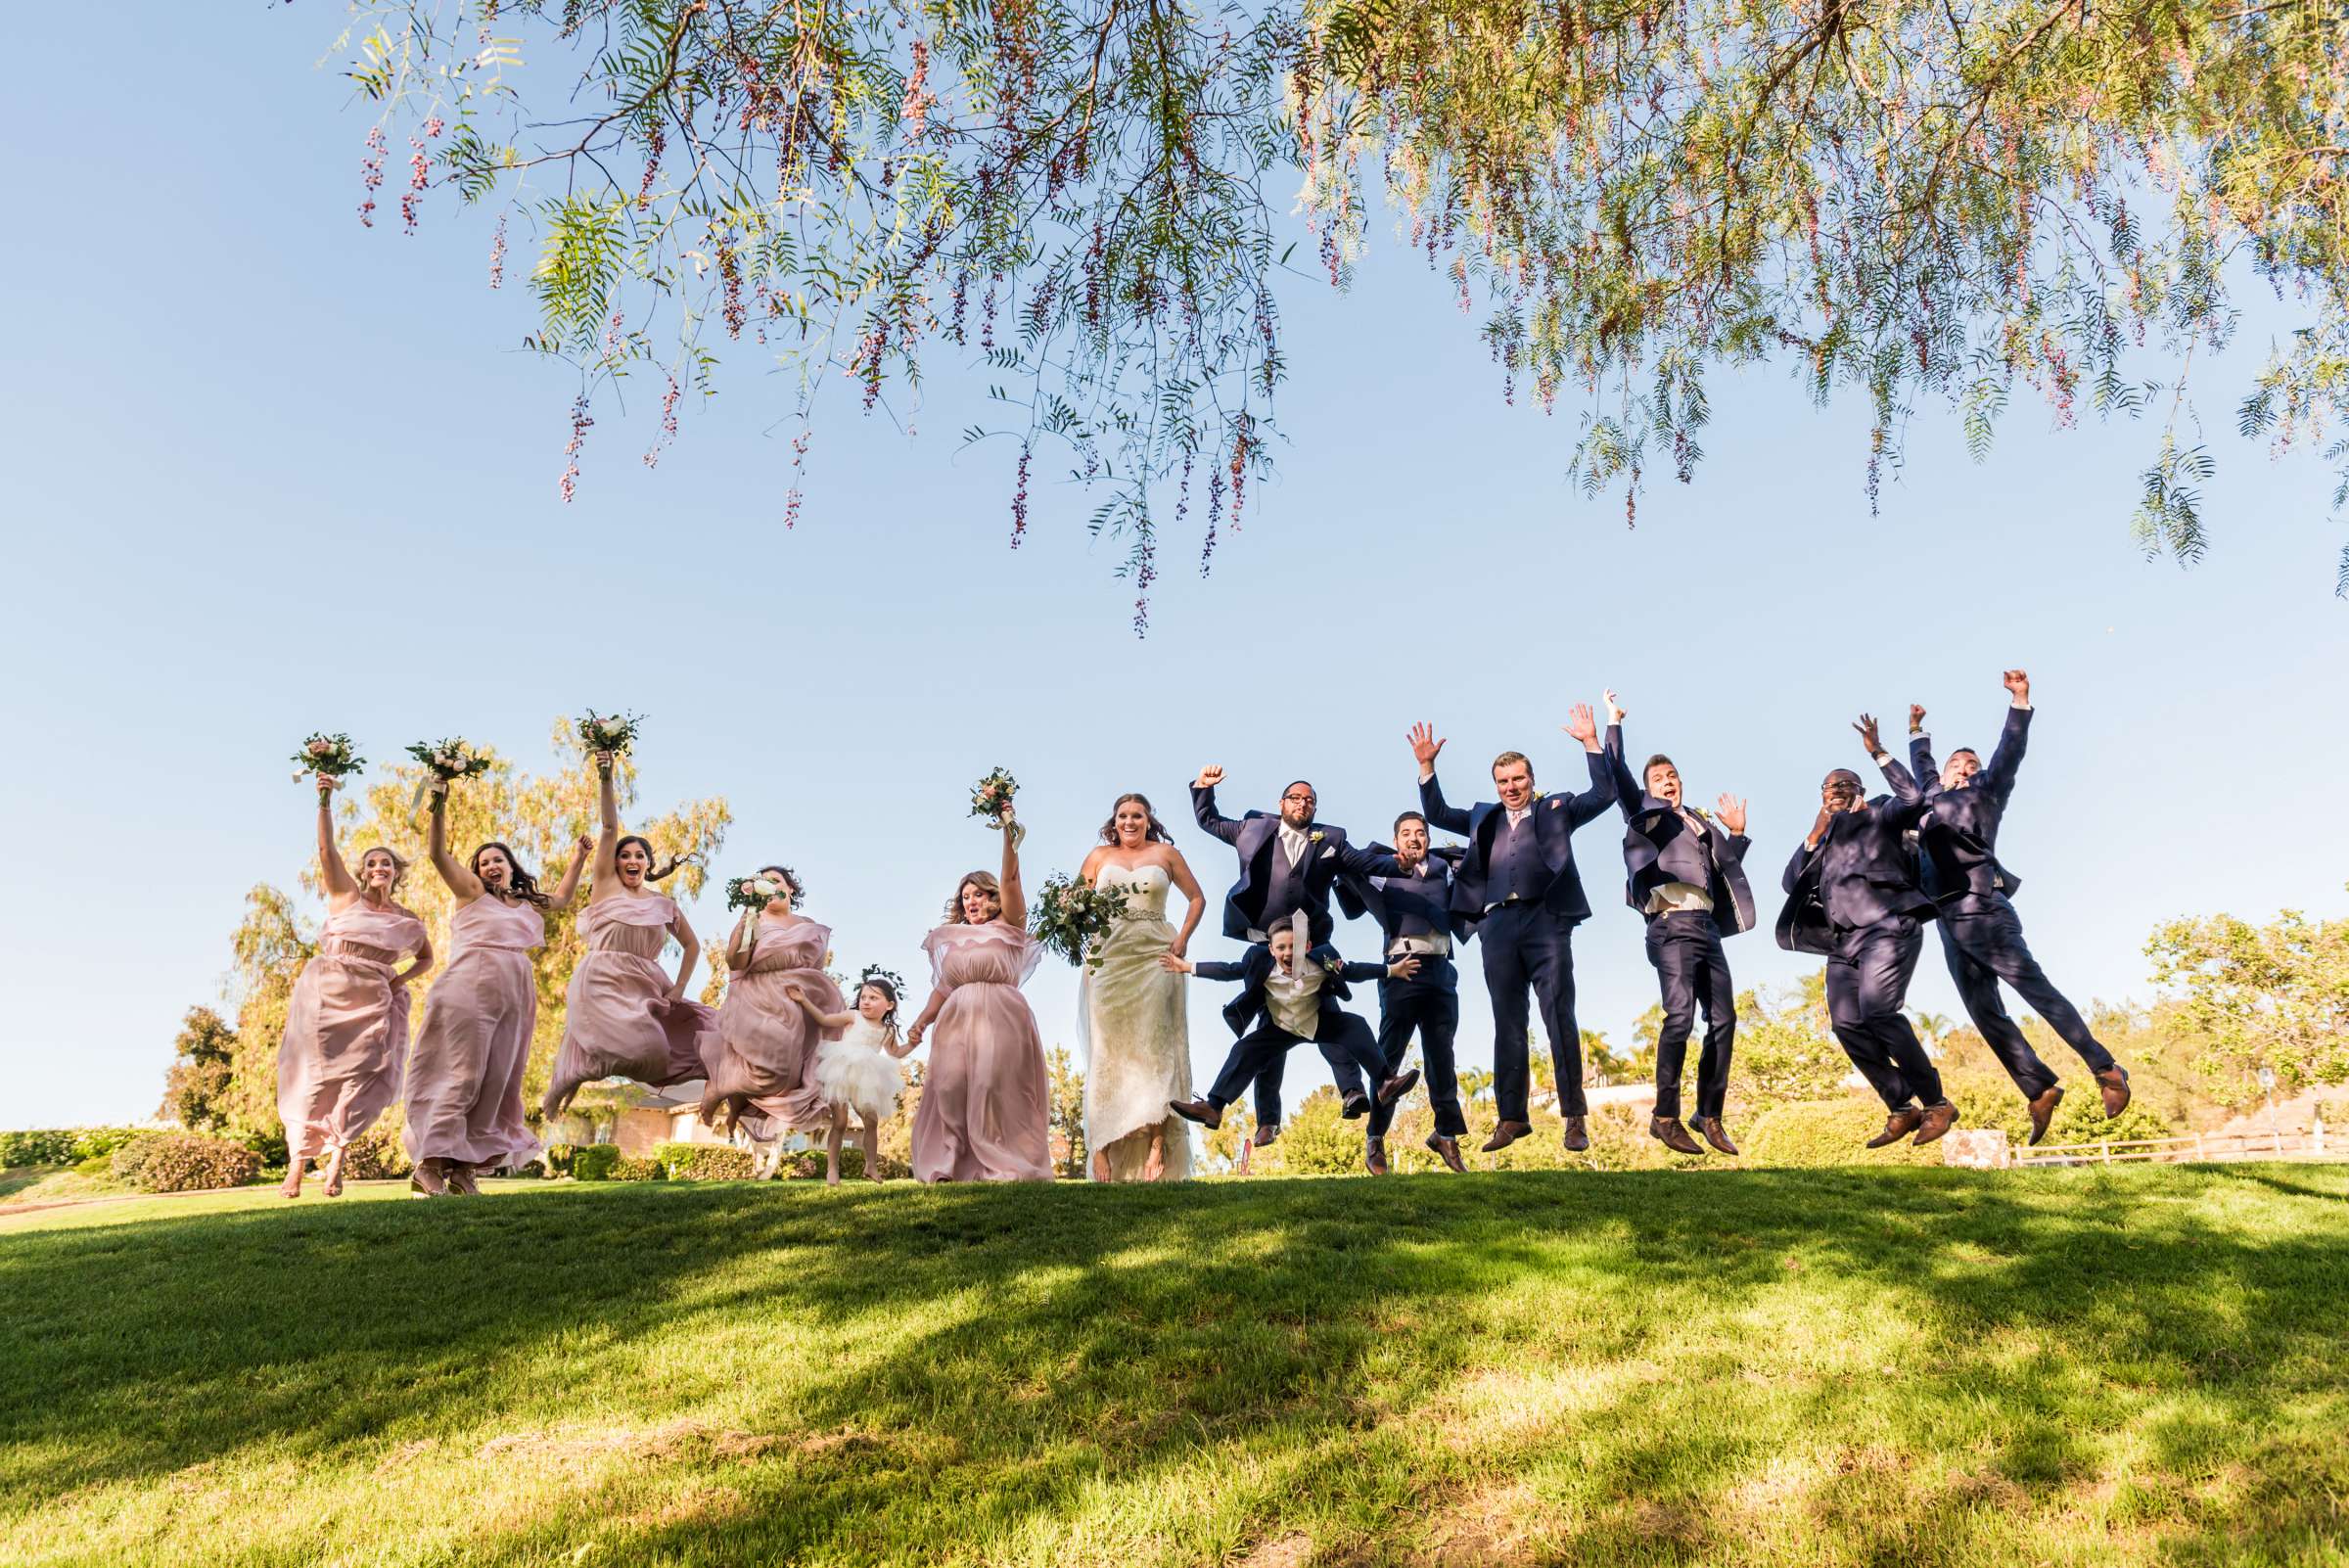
697;865;843;1142
906;794;1055;1182
277;772;433;1197
401;781;591;1196
542;740;712;1117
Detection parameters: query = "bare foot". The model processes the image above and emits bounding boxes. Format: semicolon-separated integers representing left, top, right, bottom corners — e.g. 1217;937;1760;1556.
322;1146;346;1198
1091;1148;1113;1182
1142;1130;1167;1182
280;1165;305;1199
825;1170;842;1188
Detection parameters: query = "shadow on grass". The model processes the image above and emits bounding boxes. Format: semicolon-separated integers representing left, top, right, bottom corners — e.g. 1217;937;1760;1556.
3;1166;2345;1566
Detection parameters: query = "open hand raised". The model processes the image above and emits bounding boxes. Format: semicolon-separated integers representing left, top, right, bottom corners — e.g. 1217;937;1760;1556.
1603;688;1627;725
1715;794;1748;834
1561;703;1599;747
1406;722;1446;771
1853;714;1883;756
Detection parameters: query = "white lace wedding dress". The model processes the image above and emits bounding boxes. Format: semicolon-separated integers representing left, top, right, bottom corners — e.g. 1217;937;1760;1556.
1079;862;1195;1180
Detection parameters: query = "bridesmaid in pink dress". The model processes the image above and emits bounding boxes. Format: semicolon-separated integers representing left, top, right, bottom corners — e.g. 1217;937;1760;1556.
906;803;1056;1182
698;865;844;1142
401;781;593;1196
277;777;434;1198
542;749;713;1118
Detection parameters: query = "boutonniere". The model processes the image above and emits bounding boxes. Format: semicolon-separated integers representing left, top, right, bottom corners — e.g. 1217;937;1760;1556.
1318;955;1345;977
1309;830;1325;844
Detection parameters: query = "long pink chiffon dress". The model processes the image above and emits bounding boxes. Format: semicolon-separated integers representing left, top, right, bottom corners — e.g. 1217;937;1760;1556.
403;895;545;1171
698;916;844;1139
277;899;428;1167
909;920;1055;1182
544;892;714;1113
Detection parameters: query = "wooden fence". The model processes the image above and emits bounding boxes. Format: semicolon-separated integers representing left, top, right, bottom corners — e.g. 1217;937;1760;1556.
2012;1122;2331;1167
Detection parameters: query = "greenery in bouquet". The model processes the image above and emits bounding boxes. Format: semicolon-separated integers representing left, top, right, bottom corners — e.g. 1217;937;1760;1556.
969;767;1018;824
290;732;364;788
406;737;491;807
725;869;803;914
577;709;644;761
1030;873;1129;970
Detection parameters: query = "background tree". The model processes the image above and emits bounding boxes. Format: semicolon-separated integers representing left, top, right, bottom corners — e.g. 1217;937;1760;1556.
1045;1045;1088;1177
308;0;2349;617
217;884;315;1160
157;1006;238;1132
1729;973;1854;1105
2146;892;2349;1108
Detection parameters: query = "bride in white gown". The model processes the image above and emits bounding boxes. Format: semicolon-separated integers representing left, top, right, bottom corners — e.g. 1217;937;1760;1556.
1078;793;1207;1181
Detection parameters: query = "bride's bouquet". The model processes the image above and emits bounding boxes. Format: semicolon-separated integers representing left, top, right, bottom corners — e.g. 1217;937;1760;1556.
577;709;644;761
290;732;364;790
1029;872;1129;970
407;738;491;807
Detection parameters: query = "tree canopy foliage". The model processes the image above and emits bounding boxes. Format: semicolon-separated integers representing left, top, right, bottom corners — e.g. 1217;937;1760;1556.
316;0;2349;608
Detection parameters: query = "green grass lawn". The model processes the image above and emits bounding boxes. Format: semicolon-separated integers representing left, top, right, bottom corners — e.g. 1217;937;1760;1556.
3;1167;2345;1567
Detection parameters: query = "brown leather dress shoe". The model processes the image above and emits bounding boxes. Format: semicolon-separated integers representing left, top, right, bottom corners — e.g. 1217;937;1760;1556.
1561;1115;1590;1152
2095;1065;2132;1117
1364;1136;1389;1176
2026;1084;2064;1146
1650;1116;1704;1156
1913;1101;1959;1145
1425;1133;1467;1174
1481;1120;1532;1153
1168;1097;1221;1130
1378;1067;1422;1106
1341;1091;1372;1120
1252;1122;1280;1147
1866;1108;1925;1148
1691;1116;1740;1155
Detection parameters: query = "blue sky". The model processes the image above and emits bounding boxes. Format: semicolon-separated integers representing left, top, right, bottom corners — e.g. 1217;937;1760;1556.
4;5;2345;1130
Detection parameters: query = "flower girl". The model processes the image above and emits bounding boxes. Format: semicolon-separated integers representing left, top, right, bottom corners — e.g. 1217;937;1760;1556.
786;971;916;1185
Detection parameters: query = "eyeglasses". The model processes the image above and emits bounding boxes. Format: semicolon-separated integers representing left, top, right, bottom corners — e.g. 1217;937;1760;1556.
1282;792;1315;804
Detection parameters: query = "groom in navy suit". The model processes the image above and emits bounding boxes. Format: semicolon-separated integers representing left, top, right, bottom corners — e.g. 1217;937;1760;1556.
1189;767;1359;945
1413;704;1620;1153
1600;690;1757;1158
1882;669;2131;1142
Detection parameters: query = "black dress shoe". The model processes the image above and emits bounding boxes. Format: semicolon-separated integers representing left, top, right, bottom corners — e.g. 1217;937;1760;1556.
1866;1107;1924;1148
1364;1137;1389;1176
1425;1133;1467;1174
1252;1122;1281;1147
1378;1067;1422;1106
1913;1101;1959;1146
2095;1065;2132;1117
2026;1084;2064;1146
1481;1120;1532;1153
1649;1116;1704;1156
1341;1091;1372;1119
1167;1097;1221;1130
1561;1115;1590;1152
1691;1116;1740;1155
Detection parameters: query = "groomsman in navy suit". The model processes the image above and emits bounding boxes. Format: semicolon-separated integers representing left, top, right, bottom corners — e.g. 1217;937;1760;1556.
1777;718;1957;1148
1163;919;1418;1139
1599;691;1757;1158
1412;704;1620;1153
1332;814;1471;1175
1189;767;1359;945
1881;669;2131;1142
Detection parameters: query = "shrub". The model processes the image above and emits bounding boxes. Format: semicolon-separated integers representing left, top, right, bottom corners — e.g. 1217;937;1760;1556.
73;1153;115;1177
652;1142;756;1180
0;1130;80;1167
110;1132;264;1193
72;1128;144;1162
338;1124;412;1181
512;1159;547;1179
1743;1098;1943;1168
542;1143;577;1176
779;1145;911;1180
611;1156;667;1181
571;1145;621;1181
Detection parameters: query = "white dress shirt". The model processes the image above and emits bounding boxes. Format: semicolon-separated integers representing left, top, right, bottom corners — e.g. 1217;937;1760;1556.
1643;809;1716;915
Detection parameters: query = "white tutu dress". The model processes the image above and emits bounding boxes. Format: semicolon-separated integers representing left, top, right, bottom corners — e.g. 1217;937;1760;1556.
810;1016;906;1126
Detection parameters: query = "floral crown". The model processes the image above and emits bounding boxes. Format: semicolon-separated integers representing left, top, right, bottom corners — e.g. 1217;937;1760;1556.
857;965;907;1003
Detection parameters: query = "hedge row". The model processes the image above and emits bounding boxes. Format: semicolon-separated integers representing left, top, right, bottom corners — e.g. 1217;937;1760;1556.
110;1132;263;1192
1;1127;146;1168
544;1140;913;1182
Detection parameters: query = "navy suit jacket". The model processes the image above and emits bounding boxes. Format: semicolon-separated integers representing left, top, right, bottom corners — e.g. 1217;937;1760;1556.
1886;706;2030;903
1419;726;1620;934
1774;783;1937;956
1601;740;1757;935
1333;842;1469;946
1192;943;1388;1038
1190;784;1363;942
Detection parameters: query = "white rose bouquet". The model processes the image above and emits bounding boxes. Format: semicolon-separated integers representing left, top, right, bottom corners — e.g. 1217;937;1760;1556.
578;709;644;761
406;737;491;807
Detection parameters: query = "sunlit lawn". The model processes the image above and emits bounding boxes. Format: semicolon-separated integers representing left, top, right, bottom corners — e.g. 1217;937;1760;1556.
3;1165;2344;1566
